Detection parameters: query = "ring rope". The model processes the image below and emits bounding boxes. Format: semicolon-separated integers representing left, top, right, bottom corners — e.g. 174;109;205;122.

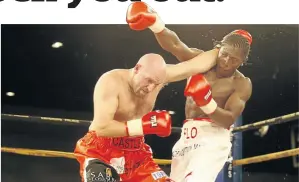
232;112;299;132
1;113;89;125
0;147;170;165
1;112;298;133
2;147;298;166
232;148;299;166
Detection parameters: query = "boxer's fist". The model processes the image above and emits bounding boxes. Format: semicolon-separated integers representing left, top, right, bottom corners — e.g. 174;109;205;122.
142;110;172;137
184;74;218;114
126;2;165;33
126;110;172;137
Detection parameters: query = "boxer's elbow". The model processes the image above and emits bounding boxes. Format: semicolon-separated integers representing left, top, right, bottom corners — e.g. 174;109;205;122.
214;117;234;129
91;119;127;137
210;109;235;129
221;112;235;128
90;121;108;136
223;114;236;128
222;107;244;128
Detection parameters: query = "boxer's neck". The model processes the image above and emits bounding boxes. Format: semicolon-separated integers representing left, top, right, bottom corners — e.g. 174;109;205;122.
215;67;236;78
127;69;135;93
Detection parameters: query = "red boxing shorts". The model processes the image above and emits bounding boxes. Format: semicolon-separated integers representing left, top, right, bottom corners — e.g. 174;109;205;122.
74;131;170;182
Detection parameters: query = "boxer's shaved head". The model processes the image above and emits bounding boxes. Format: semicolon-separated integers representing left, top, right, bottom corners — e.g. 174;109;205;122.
130;53;167;97
137;53;167;80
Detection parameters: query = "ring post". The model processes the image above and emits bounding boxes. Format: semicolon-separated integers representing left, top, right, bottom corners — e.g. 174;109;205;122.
216;115;243;182
232;116;243;182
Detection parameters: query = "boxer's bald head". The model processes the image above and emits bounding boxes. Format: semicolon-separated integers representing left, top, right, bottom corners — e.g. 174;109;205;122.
137;53;167;78
130;53;166;96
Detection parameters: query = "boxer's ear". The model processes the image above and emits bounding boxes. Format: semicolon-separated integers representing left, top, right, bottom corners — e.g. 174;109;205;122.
134;64;142;73
241;56;249;66
212;40;223;49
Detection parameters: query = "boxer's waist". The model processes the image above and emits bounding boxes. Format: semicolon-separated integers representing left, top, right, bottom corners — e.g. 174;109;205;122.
183;117;230;130
183;117;212;124
81;131;145;151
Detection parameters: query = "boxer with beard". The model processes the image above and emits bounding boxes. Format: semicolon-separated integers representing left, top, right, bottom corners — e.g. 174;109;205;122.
74;49;221;182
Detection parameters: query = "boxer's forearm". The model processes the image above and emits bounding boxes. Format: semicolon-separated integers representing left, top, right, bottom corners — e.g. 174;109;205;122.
154;28;181;54
154;27;201;62
93;119;127;137
165;49;218;83
208;107;236;129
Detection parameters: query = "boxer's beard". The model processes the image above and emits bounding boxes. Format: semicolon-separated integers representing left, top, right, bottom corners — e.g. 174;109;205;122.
127;76;136;95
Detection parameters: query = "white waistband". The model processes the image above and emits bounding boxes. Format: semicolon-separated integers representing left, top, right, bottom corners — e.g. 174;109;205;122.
184;117;230;130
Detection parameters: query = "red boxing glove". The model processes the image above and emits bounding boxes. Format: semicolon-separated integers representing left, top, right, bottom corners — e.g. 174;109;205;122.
126;110;172;137
184;74;218;115
126;2;165;33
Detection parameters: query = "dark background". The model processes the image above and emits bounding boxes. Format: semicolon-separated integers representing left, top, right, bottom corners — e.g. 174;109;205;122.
1;24;299;182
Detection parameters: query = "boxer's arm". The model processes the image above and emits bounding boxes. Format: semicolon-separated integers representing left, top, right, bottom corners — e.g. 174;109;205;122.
92;72;127;137
209;78;252;128
154;28;203;62
164;49;218;83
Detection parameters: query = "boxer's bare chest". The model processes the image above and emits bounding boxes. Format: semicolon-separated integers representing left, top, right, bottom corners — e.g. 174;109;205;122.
115;88;158;121
185;70;237;118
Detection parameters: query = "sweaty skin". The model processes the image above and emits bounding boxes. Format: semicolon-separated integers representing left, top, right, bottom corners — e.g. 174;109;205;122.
89;69;161;137
154;28;252;128
89;51;219;137
125;3;253;181
185;70;251;119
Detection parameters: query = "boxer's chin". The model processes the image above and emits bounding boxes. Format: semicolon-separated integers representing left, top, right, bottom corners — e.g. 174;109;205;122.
135;89;148;97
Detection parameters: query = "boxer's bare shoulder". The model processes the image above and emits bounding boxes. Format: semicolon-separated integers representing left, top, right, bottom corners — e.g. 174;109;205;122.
95;69;123;86
99;69;126;81
185;69;251;119
96;69;158;121
95;69;132;92
233;71;252;100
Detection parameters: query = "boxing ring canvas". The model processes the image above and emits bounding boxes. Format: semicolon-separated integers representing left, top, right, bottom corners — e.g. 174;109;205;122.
216;116;243;182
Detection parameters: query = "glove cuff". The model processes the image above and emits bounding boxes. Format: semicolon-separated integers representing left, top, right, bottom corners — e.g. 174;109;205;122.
200;99;218;115
126;119;143;136
149;15;165;33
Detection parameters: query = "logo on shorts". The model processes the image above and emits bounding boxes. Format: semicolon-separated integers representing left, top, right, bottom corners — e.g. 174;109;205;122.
172;143;200;157
110;157;125;174
151;171;167;180
112;137;142;150
106;168;112;178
